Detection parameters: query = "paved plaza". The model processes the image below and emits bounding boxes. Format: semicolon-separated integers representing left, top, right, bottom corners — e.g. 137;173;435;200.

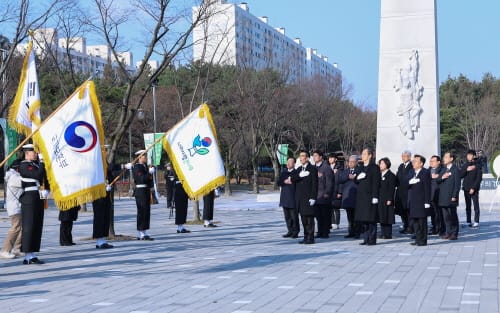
1;190;500;313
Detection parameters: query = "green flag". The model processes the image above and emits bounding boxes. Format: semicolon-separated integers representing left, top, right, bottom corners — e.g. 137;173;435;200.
276;144;289;165
143;133;164;166
0;118;19;167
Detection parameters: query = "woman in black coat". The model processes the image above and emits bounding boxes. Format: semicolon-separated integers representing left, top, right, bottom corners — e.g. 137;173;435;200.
355;148;380;245
377;158;396;239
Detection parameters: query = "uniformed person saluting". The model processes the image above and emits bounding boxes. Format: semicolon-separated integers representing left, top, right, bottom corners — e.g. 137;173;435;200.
129;150;154;240
19;144;49;264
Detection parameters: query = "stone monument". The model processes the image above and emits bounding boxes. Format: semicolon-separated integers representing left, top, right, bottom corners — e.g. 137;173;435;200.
376;0;440;165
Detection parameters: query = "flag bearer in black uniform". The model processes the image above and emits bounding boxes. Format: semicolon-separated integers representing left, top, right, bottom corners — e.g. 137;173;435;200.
19;144;49;264
174;170;191;233
93;145;115;249
131;150;154;240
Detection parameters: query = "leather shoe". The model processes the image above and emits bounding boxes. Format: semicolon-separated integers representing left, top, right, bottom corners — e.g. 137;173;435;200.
177;229;191;233
359;242;367;245
411;235;416;240
138;236;155;240
367;242;376;246
320;235;329;239
282;233;292;238
204;223;218;228
410;242;417;246
399;229;408;234
298;240;306;244
448;234;457;240
304;240;315;244
291;234;299;238
23;257;44;265
96;243;114;249
344;234;355;238
440;234;450;240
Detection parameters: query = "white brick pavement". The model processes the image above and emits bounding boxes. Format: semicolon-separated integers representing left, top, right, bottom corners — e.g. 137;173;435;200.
0;191;499;313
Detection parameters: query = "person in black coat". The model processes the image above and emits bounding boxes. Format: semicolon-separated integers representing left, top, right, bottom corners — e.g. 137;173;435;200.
355;148;380;246
59;206;79;246
93;147;116;249
278;156;298;238
437;152;461;240
407;155;432;246
429;155;444;236
339;155;361;238
328;153;343;230
377;158;396;239
19;144;49;264
291;150;318;244
395;150;414;234
313;150;333;239
164;163;176;209
460;149;483;227
131;150;154;240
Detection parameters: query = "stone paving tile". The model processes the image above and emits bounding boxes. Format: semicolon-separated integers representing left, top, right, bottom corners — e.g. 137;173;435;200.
0;194;499;313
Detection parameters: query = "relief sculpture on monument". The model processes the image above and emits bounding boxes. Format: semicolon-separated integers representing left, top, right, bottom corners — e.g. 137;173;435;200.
393;50;424;139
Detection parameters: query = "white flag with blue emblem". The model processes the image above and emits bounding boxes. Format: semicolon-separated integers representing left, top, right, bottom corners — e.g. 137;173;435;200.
34;81;107;210
162;104;225;199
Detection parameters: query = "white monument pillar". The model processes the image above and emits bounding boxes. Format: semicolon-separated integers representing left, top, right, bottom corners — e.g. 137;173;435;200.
376;0;440;166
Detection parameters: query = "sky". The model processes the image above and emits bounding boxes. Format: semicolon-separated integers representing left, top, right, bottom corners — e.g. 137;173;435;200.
238;0;500;109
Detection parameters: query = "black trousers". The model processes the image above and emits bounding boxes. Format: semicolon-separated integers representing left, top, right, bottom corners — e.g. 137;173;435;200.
203;190;215;221
442;206;459;236
92;193;111;238
21;192;44;252
332;207;341;225
380;224;392;238
345;207;362;236
362;223;377;244
411;217;428;245
315;203;331;237
283;207;300;235
464;191;480;223
60;221;74;245
166;183;175;208
430;200;445;235
399;208;410;231
175;184;189;225
135;188;151;231
300;214;315;243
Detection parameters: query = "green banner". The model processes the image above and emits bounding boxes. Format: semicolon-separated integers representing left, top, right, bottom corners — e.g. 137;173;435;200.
0;118;19;167
276;144;289;165
143;133;164;166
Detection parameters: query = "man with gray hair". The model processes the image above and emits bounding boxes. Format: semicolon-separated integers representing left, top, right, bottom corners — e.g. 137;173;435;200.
338;154;362;238
395;150;414;234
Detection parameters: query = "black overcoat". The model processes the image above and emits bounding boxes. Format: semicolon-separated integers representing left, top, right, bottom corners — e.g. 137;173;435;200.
291;163;318;216
339;167;360;209
378;170;396;224
278;168;296;208
354;162;380;223
408;168;432;218
437;165;461;207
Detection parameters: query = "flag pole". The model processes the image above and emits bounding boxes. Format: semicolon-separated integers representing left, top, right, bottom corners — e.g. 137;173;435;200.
108;132;168;187
0;81;91;168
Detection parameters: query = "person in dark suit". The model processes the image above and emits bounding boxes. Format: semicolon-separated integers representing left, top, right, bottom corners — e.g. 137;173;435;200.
59;206;79;246
312;150;333;239
377;157;396;239
328;153;343;230
278;156;298;238
460;149;483;228
131;150;154;240
408;155;432;246
291;150;318;244
429;155;444;236
203;189;217;227
437;152;461;240
355;148;380;246
395;150;414;234
339;155;361;238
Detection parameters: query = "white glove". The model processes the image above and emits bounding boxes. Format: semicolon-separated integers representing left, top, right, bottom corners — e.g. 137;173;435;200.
125;163;132;170
424;203;430;209
106;185;112;192
299;170;310;178
149;167;155;174
308;199;316;206
409;178;420;185
357;172;366;180
40;190;50;199
371;198;378;204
